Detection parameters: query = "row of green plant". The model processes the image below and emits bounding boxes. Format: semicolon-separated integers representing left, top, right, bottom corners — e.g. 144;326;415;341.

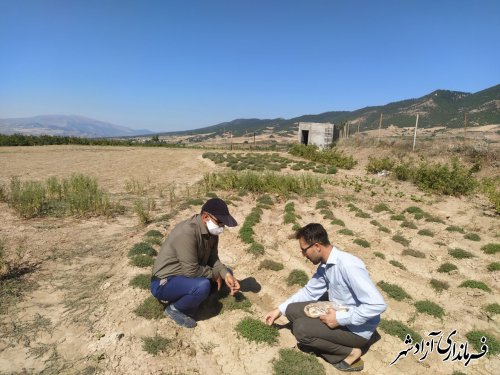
0;175;120;218
284;202;301;231
366;156;477;196
288;144;357;170
239;206;265;256
203;171;324;197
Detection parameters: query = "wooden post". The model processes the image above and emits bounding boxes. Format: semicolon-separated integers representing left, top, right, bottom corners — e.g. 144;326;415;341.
464;112;467;138
412;113;419;152
346;122;349;139
378;113;383;140
357;123;360;135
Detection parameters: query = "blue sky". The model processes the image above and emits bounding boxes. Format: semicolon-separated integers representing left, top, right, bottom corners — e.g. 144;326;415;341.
1;0;499;132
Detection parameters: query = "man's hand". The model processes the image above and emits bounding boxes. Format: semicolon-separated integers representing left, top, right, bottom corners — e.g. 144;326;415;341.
212;274;223;291
225;273;240;295
319;308;339;329
263;308;282;326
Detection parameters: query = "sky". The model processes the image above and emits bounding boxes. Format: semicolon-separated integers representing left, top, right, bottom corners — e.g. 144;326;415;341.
1;0;499;132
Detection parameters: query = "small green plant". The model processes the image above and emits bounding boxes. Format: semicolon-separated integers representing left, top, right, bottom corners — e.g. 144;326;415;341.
257;194;274;206
389;260;406;270
330;218;345;226
437;262;457;273
446;225;465;233
466;330;499;356
145;229;163;238
220;292;252;312
377;281;411;301
485;303;500;315
142;335;172;355
272;348;326;375
128;242;158;257
366;157;395;174
378;319;422;342
448;248;474;259
354;238;370;248
130;254;155;268
235;317;279;344
459;280;491;292
487;262;500;272
373;203;392;213
464;233;481;241
430;278;449;292
355;211;371;218
248;242;265;256
402;249;426;258
417;229;434;237
259;259;284;271
129;274;151;290
287;269;309;287
374;252;385;259
134;198;156;225
390;214;405;221
392;234;410;247
415;300;444;319
401;220;417;229
134;296;164;320
315;199;329;209
481;243;500;255
338;228;354;236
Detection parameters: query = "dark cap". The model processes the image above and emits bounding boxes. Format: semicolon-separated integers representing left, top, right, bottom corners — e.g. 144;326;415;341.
201;198;238;227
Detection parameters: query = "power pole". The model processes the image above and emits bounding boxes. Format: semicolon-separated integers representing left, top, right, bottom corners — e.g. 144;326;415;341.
378;113;383;141
412;113;419;152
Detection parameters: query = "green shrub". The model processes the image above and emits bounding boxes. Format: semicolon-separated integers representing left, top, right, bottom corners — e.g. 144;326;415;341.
392;234;410;247
378;226;391;233
338;228;354;236
417;229;434;237
378;319;422;343
144;236;163;246
448;248;474;259
481;243;500;255
366;157;395;174
145;230;163;238
390;214;405;221
331;219;345;226
464;233;481;241
8;177;46;218
374;252;385;259
404;206;424;215
134;296;164;319
377;281;411;301
487;262;500;272
446;225;465;233
466;330;499;356
128;242;158;257
389;260;406;270
315;199;329;209
292;223;301;231
220;292;252;312
437;262;457;273
288;144;357;170
355;211;371;219
235;317;279;344
354;238;370;248
402;249;426;258
129;274;151;290
480;177;500;214
134;198;155;225
459;280;491;292
393;162;414;181
401;221;417;229
373;203;392;213
259;259;284;271
485;303;500;315
272;348;326;375
142;335;172;355
415;300;444;319
287;269;309;287
248;242;265;256
430;279;449;292
130;254;155;268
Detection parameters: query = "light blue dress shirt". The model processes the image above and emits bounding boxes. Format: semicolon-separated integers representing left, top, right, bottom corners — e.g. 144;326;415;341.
279;246;387;339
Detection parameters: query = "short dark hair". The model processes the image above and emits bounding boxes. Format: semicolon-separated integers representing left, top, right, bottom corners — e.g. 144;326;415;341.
295;223;330;246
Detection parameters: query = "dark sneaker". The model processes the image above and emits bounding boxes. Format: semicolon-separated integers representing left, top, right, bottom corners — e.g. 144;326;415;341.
164;304;197;328
332;359;364;372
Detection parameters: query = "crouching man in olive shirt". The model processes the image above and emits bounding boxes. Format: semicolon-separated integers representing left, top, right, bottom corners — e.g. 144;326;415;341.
151;198;240;328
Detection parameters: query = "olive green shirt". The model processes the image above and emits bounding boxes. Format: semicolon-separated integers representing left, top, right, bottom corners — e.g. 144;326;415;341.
152;214;228;280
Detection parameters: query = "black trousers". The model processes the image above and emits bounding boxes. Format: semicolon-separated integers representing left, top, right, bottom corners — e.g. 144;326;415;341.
285;301;369;364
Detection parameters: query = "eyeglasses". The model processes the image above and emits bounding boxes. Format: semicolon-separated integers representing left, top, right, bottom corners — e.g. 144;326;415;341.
300;242;316;253
208;213;225;227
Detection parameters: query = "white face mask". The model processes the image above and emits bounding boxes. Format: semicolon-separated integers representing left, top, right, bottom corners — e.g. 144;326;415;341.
206;219;224;236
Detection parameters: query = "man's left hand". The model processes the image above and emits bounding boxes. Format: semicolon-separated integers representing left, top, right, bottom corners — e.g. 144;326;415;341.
225;273;240;296
319;308;339;329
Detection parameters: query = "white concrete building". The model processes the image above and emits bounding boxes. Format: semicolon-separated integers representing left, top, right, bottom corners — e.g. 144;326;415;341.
298;122;339;149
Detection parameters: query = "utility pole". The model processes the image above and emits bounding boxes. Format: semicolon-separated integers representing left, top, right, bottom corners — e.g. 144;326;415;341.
464;112;467;138
378;113;383;141
412;113;419;152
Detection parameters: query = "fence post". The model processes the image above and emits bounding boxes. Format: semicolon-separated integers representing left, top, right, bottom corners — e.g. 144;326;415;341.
412;113;419;152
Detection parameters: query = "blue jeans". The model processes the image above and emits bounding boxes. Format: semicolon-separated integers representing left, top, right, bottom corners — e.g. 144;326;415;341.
151;276;211;316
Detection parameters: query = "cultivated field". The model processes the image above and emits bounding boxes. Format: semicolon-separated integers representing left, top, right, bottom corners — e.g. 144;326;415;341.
0;136;498;375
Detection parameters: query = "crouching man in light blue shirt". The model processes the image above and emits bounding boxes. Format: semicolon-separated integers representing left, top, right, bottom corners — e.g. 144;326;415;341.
264;223;387;372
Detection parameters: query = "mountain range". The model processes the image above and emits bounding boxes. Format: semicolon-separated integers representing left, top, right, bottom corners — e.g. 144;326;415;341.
0;115;152;138
0;84;498;138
